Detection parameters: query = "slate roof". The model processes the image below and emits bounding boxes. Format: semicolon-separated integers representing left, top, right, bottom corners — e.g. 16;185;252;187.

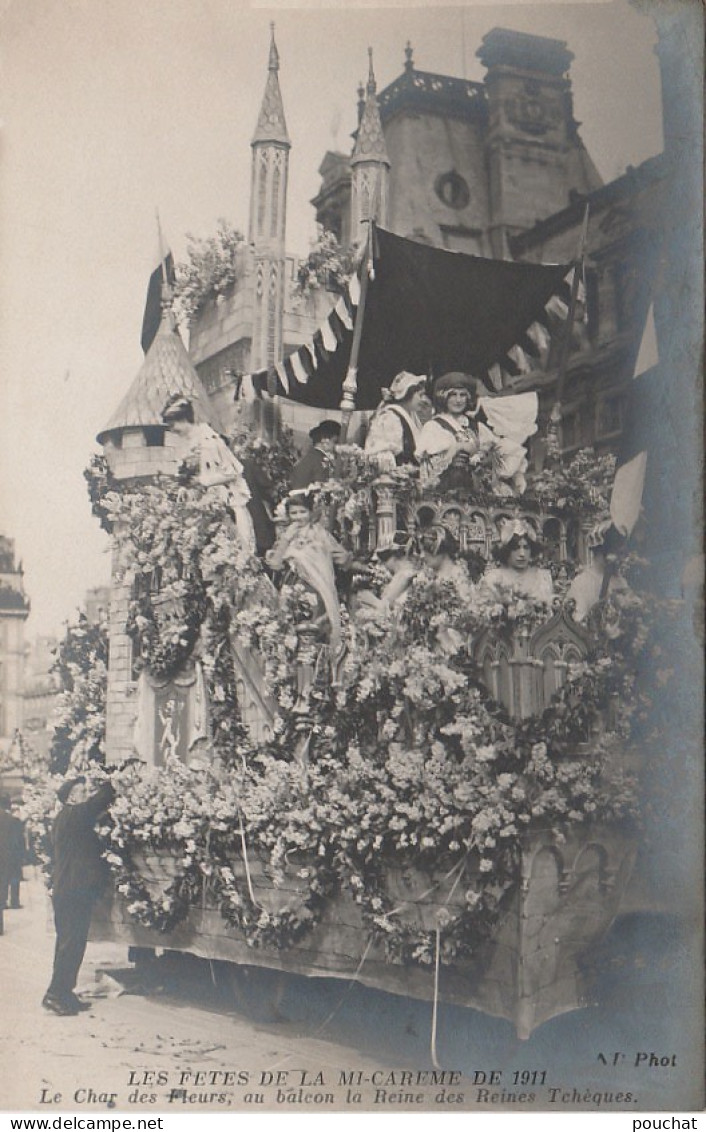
351;49;389;166
252;25;290;147
97;310;216;443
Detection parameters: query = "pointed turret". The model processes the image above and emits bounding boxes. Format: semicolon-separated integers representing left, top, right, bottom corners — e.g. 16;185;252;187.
251;23;291;149
97;290;216;471
248;24;290;371
350;49;390;242
352;49;390;166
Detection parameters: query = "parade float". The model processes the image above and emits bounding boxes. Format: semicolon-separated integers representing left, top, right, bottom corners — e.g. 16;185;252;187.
40;228;667;1040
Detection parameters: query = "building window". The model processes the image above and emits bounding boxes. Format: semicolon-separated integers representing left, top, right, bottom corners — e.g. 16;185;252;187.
143;426;165;447
440;225;482;255
596;395;624;439
434;171;470;210
560;408;581;451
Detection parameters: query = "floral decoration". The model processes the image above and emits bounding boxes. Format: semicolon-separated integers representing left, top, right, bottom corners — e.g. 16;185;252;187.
294;228;359;300
37;443;668;963
173;219;246;324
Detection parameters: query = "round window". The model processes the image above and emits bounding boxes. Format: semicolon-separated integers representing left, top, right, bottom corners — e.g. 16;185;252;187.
434;171;470;210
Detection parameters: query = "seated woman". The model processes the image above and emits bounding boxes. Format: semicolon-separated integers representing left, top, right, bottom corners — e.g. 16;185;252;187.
478;519;554;605
364;371;430;469
161;395;255;552
265;492;352;651
352;539;418;624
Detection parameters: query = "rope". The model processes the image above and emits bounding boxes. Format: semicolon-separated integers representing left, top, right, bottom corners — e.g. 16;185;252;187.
374;851;472;1071
237;810;257;906
430;923;442;1070
263;936;375;1074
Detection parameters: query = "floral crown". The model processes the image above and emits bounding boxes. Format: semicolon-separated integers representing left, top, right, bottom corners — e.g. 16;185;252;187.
496;518;539;547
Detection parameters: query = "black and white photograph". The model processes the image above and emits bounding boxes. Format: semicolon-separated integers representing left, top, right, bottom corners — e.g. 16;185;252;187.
0;0;703;1120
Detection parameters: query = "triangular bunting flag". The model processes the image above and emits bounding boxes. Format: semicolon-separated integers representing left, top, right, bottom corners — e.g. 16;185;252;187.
609;303;659;537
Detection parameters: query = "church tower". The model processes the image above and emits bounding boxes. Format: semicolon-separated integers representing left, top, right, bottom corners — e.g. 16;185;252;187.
248;24;291;372
350;49;390;244
477;28;602;256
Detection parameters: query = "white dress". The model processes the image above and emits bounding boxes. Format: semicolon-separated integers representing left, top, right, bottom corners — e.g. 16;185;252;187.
416;413;495;482
479;564;554;605
175;423;255;551
364;404;423;467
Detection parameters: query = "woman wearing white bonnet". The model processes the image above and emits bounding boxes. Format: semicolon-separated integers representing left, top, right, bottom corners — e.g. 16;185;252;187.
364;371;430;470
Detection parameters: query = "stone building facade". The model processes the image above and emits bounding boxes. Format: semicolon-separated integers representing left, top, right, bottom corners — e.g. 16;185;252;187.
313;31;603;257
187;25;660;457
0;536;30;750
97;19;685;767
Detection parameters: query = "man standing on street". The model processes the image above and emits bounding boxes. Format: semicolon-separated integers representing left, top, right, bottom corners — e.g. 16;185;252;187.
42;776;115;1016
0;794;25;935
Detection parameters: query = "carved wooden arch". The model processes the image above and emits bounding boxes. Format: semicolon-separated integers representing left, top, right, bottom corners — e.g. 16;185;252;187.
474;627;514;710
571;840;612;895
521;842;568;897
530;606;591;659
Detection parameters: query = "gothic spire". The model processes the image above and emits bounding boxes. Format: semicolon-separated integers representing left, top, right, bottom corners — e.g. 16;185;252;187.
252;23;290;147
351;48;389;166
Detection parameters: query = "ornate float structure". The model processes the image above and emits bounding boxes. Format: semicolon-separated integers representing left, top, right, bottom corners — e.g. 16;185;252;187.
78;231;651;1042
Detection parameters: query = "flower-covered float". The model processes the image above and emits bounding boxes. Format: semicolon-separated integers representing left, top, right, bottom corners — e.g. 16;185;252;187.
45;228;675;1040
72;397;666;1039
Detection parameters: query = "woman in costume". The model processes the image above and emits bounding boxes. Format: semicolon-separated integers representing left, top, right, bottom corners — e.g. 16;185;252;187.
266;492;352;651
478;519;554;605
416;372;537;494
364;371;431;469
416;372;493;485
161;395;255;552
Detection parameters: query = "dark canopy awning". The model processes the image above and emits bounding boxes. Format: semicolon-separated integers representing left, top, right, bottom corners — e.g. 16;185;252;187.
256;227;571;411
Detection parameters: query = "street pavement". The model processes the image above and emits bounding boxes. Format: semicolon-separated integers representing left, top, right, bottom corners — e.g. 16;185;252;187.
0;872;396;1114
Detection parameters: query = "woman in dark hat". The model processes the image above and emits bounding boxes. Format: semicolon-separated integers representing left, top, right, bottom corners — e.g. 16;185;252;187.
416;372;493;484
290;419;342;491
417;373;537;494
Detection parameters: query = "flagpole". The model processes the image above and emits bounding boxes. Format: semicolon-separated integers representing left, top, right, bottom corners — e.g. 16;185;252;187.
339;218;374;443
552;202;590;419
155;208;170;292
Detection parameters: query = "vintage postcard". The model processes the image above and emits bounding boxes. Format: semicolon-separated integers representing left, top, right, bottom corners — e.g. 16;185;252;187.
0;0;703;1119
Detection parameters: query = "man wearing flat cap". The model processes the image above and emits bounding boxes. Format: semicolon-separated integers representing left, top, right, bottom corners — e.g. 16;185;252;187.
42;777;115;1016
290;419;342;491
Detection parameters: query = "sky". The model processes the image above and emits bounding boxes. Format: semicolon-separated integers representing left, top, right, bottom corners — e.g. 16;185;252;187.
0;0;664;641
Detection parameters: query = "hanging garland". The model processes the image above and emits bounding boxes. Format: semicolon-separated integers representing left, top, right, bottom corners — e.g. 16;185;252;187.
76;452;657;959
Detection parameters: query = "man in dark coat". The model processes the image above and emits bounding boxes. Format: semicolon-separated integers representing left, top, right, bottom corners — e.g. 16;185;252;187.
0;794;25;935
290;419;341;491
42;777;115;1016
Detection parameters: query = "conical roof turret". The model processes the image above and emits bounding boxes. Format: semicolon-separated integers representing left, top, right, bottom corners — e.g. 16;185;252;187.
252;24;290;147
351;48;389;166
97;299;216;444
